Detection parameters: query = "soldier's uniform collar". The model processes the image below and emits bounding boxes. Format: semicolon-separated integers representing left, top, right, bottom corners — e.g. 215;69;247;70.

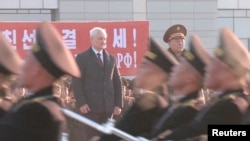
219;89;244;98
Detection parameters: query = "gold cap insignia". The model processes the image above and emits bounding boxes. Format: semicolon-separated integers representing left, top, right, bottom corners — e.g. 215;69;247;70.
177;26;180;31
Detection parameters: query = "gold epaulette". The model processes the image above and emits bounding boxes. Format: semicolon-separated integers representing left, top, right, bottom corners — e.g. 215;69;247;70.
166;99;202;112
182;99;197;107
182;99;205;110
224;94;237;100
208;93;242;106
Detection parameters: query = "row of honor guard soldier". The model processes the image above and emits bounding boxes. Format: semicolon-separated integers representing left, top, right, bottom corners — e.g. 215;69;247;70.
93;25;250;141
153;27;250;140
0;32;22;118
0;22;81;141
149;34;210;140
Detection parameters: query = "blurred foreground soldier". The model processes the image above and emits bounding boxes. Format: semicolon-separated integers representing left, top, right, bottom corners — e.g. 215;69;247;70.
0;33;22;117
163;24;187;58
242;73;250;124
0;21;81;141
160;27;250;140
150;34;209;140
95;37;179;141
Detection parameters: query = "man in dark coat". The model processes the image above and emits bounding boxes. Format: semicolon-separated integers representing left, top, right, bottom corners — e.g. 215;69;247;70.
71;27;123;141
0;21;81;141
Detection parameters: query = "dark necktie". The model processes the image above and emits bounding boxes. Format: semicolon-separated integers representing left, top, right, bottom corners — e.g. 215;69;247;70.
97;53;103;67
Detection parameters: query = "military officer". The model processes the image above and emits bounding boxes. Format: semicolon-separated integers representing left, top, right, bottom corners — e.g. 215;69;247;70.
0;21;81;141
162;24;188;96
163;24;187;58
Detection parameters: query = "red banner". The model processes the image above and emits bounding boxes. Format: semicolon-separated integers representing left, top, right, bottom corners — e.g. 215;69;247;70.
0;21;149;76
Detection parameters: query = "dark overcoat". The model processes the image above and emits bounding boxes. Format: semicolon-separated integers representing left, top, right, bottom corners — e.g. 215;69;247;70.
72;47;122;114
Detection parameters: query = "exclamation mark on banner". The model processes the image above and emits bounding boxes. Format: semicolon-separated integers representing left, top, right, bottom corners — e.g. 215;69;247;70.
133;28;136;47
134;51;137;68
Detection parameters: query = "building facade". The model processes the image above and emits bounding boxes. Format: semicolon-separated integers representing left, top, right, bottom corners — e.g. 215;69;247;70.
0;0;249;52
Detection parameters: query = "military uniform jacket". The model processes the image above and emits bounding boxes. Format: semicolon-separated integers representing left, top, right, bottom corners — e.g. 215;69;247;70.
151;91;202;138
0;86;63;141
164;89;248;141
72;47;122;113
168;48;185;60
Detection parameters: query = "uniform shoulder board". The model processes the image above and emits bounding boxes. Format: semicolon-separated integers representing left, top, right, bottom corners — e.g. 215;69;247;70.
209;93;239;104
183;99;205;111
224;94;237;100
182;99;196;107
